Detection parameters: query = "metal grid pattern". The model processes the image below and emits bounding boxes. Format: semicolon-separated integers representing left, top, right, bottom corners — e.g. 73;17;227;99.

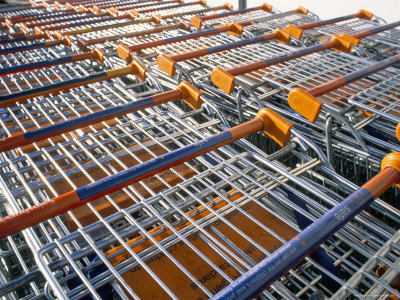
0;78;162;138
134;4;211;19
0;45;74;69
34;150;400;299
316;19;400;59
0;59;103;96
0;107;238;299
332;229;400;299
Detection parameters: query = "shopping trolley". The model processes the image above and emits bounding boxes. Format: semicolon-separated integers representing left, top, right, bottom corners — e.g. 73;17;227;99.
57;3;233;50
0;88;268;299
11;110;395;299
152;10;374;84
310;16;400;61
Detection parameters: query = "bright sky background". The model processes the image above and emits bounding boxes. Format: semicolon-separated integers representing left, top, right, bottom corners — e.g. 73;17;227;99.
212;0;399;23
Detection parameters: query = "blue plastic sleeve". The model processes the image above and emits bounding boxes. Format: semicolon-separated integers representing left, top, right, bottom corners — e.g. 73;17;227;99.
76;130;233;200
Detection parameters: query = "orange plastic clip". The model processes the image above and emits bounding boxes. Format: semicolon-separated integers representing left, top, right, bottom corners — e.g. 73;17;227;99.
157;54;176;77
256;108;293;147
261;3;272;12
274;28;291;44
117;44;133;61
225;22;244;36
152;14;162;24
358;9;373;20
288;88;322;122
284;24;303;40
296;6;309;14
211;67;235;95
53;30;64;40
331;33;360;53
190;16;202;29
130;59;148;82
177;81;203;109
396;122;400;143
92;47;105;64
381;152;400;187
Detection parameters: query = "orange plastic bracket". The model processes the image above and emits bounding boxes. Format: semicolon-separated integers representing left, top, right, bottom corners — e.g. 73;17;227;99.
261;3;272;12
211;67;235;95
358;9;373;20
78;4;87;13
225;22;244;36
190;16;202;29
296;6;309;14
199;0;207;6
152;14;162;24
256;108;293;147
128;9;139;18
157;54;176;77
53;30;64;40
177;81;203;109
20;23;30;35
33;26;44;35
288;88;322;123
130;59;148;82
117;44;133;61
92;5;101;14
54;1;61;10
274;28;291;44
381;152;400;187
107;8;118;17
331;33;360;53
224;3;233;10
92;47;105;64
396;122;400;143
284;24;303;40
63;35;72;48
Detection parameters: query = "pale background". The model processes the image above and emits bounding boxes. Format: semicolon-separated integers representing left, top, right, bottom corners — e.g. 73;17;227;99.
211;0;399;23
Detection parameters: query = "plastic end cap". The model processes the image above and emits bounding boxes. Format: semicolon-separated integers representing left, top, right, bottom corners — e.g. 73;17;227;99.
211;67;235;95
21;23;31;35
157;54;176;77
296;6;309;14
396;122;400;143
92;47;105;64
381;152;400;187
107;8;118;17
54;30;64;40
288;88;322;123
256;108;293;147
129;10;139;18
178;81;203;110
199;0;207;6
261;3;272;12
117;44;132;62
152;14;161;24
284;24;303;40
224;3;233;10
92;5;100;14
339;33;360;47
331;35;354;53
190;16;202;29
129;59;148;82
358;9;373;20
274;28;291;44
44;29;52;39
63;35;72;48
225;22;244;36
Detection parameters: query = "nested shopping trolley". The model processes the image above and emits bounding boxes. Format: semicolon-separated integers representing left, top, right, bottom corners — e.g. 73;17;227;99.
4;109;395;299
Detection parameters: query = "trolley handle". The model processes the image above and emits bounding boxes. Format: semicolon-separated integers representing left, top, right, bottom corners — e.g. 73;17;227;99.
0;47;104;76
0;108;293;239
102;0;183;13
189;3;272;29
288;53;400;122
117;21;247;61
129;0;207;17
0;81;202;152
80;21;189;47
0;59;148;107
211;20;400;95
212;153;400;300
